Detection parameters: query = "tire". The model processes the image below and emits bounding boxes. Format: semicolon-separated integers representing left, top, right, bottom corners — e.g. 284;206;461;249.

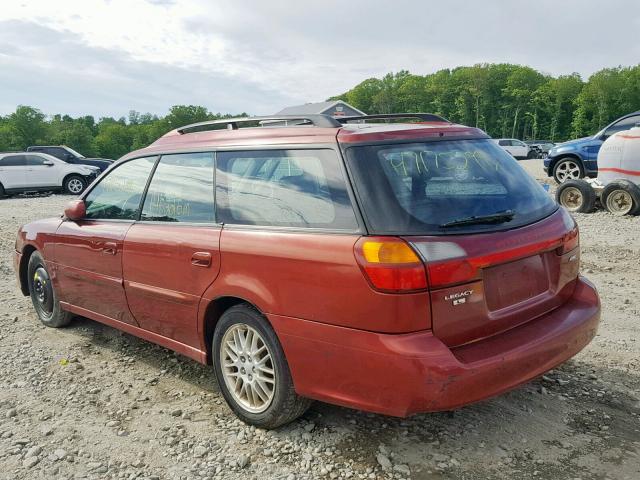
556;179;596;213
553;157;584;184
27;251;72;328
212;304;312;429
601;180;640;216
0;183;5;198
527;149;538;160
63;175;87;195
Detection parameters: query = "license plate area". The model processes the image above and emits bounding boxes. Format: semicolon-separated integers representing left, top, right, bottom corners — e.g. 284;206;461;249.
483;254;549;312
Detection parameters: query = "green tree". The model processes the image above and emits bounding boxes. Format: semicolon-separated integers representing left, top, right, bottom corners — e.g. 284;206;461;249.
8;106;47;148
94;123;134;159
163;105;214;130
572;66;640;137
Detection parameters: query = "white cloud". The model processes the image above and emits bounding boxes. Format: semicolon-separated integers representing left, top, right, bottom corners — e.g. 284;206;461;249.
1;0;639;117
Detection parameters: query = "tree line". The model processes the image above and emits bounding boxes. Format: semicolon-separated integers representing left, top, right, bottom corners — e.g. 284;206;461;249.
330;64;640;142
0;105;245;160
1;63;638;160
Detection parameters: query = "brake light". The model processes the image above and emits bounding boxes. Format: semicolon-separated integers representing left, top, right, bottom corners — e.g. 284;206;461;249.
557;226;579;254
412;232;573;289
354;237;428;292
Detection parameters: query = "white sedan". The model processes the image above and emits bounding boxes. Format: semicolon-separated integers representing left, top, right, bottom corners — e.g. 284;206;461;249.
0;152;100;197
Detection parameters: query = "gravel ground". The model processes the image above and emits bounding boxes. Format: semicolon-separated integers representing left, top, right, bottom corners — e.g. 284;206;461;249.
1;162;639;480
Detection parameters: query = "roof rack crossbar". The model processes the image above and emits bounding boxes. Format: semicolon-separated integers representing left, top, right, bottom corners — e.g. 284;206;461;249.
176;114;342;134
336;113;450;124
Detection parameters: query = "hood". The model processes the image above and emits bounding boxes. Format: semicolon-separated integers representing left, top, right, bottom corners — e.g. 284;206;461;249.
554;136;595;148
76;164;100;173
81;157;114;163
549;135;599;156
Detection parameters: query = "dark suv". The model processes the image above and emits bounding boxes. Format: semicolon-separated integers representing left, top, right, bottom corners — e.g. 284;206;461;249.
27;145;113;172
544;111;640;183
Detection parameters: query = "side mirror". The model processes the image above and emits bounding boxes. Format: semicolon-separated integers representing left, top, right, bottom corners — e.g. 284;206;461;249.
64;199;86;221
43;160;54;166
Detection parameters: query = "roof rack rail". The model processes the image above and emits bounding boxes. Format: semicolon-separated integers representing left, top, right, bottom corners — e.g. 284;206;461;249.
336;113;450;124
176;115;342;134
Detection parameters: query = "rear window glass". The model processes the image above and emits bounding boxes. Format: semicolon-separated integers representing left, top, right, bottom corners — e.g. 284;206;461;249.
216;149;358;230
346;139;556;235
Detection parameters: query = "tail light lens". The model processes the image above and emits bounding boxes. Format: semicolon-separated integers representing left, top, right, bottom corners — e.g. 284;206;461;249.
354;237;427;293
557;226;579;254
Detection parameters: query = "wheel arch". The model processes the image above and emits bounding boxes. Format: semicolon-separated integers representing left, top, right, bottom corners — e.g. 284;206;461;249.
551;153;584;170
18;244;38;296
61;173;85;189
200;295;265;365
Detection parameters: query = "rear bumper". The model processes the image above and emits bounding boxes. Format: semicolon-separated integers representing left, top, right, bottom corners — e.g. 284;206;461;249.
270;276;600;417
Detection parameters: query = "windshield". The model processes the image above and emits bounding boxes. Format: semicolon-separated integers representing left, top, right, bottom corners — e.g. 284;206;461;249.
346;139;557;235
65;146;85;158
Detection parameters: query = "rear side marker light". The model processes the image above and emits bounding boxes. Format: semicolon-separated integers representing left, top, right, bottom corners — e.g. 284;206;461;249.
355;237;428;293
557;226;579;255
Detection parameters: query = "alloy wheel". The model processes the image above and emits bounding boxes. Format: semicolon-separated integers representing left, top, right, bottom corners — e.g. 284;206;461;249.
219;323;276;413
67;178;84;194
555;160;581;183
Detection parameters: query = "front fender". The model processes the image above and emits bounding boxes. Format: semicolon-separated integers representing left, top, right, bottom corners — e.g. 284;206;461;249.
15;217;63;295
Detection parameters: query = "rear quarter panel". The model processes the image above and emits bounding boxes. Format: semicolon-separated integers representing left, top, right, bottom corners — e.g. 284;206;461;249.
202;229;431;333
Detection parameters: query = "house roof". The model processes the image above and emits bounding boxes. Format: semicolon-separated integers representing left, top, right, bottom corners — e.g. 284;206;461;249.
275;100;365;116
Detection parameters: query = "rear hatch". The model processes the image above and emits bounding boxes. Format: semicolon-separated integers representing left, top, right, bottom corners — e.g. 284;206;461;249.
345;137;579;346
407;209;579;346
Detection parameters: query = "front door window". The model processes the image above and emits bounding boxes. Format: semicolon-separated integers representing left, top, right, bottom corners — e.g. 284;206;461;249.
84;156;157;219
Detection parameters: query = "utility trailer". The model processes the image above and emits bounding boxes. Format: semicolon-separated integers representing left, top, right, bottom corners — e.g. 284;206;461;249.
556;126;640;215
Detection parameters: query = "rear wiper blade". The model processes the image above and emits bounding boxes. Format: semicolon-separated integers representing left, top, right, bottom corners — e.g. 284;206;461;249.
439;210;515;228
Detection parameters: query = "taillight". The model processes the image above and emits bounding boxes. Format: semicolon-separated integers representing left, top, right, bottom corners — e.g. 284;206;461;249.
354;237;428;293
557;226;579;254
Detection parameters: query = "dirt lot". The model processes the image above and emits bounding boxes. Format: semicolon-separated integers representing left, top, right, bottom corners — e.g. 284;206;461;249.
1;161;639;480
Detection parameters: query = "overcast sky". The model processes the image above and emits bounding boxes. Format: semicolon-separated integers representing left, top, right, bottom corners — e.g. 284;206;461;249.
1;0;639;118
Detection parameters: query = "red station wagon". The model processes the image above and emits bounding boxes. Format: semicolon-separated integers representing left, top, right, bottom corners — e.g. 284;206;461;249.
13;113;601;428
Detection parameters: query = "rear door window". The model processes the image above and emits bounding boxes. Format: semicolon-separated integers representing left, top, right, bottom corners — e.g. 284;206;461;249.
216;149;358;230
45;148;64;159
140;152;215;223
84;157;157;220
346;139;557;235
25;155;46;165
0;155;26;166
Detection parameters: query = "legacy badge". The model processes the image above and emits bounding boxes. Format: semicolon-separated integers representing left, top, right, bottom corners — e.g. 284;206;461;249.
444;289;473;306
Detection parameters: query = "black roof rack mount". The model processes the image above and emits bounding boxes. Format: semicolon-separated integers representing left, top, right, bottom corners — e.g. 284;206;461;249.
336;113;450;124
176;115;342;134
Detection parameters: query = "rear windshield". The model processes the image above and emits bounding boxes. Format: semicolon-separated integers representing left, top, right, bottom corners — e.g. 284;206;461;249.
346;139;557;235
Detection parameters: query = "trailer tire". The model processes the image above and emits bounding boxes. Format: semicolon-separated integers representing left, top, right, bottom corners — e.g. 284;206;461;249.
601;180;640;216
556;179;596;213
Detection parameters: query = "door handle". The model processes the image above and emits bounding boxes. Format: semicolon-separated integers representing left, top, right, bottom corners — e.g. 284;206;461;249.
102;242;117;255
191;251;212;267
